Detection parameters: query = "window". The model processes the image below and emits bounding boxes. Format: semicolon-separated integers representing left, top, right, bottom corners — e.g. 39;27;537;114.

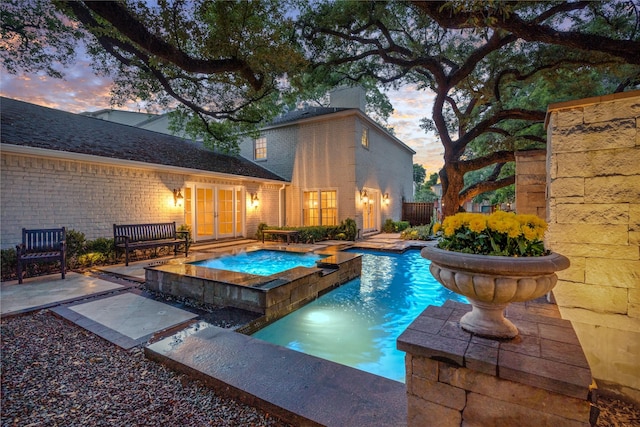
361;127;369;148
303;190;337;226
321;190;337;226
254;137;267;160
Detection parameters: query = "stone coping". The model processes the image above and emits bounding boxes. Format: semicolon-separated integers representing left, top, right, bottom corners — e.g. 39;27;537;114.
146;324;407;426
397;300;593;400
146;247;361;290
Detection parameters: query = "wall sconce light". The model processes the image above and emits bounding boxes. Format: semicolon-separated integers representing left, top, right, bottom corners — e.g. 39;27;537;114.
383;193;390;205
250;193;259;208
173;189;184;207
360;189;369;204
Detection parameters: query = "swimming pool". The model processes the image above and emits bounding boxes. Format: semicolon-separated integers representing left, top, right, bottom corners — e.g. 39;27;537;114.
252;249;468;382
189;250;327;276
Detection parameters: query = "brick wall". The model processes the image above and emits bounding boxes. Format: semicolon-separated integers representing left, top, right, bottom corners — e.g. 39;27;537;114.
546;91;640;402
1;151;279;247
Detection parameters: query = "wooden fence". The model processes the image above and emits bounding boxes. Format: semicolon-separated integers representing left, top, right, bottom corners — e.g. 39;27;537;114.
402;202;434;226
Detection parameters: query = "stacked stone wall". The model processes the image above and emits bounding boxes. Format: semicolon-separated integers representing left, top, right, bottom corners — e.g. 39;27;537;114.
515;150;547;218
546;91;640;403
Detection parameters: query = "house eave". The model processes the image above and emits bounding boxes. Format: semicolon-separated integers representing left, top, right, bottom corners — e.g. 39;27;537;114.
1;143;290;185
262;109;417;155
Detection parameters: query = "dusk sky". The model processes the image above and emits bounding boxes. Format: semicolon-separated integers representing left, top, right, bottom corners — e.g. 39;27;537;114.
0;54;444;174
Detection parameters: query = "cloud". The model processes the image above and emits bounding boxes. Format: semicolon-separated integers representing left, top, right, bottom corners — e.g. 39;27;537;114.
385;85;443;173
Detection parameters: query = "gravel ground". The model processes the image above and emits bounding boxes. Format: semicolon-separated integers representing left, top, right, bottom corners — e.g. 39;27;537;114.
2;310;639;426
1;311;290;427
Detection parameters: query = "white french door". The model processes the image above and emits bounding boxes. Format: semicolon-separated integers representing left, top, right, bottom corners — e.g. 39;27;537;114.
363;191;378;232
184;185;244;241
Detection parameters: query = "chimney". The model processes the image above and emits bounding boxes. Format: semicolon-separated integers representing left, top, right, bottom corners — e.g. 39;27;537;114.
329;86;366;111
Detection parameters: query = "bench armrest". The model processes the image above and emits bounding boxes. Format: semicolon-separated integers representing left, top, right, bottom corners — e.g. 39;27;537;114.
114;235;131;244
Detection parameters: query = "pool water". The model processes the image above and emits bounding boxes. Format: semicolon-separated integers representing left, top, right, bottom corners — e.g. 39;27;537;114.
252;249;468;382
189;250;327;276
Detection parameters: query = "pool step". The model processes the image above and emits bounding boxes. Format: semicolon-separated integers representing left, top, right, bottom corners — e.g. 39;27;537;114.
145;326;407;427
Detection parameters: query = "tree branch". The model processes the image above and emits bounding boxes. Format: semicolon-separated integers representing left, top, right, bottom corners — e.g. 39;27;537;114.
411;1;640;65
459;175;515;203
70;1;265;90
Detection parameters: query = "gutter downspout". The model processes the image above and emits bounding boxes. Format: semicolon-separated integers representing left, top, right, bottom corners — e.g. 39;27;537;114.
279;184;286;227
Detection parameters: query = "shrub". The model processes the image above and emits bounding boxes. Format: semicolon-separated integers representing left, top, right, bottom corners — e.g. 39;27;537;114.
382;219;395;233
257;220;359;243
65;229;87;268
177;224;193;251
1;248;16;281
383;219;411;233
395;221;410;232
339;218;357;240
400;225;433;241
256;222;268;241
79;237;115;266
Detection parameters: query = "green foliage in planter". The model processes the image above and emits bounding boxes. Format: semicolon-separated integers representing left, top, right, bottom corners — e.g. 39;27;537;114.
435;211;547;257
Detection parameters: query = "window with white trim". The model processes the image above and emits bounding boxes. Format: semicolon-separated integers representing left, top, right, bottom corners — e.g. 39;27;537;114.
303;190;337;226
254;137;267;160
361;127;369;148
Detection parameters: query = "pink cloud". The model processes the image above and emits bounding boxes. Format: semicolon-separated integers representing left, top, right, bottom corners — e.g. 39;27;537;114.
385;85;443;173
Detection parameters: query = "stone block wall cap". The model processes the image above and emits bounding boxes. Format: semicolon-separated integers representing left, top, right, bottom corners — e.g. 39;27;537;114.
421;246;570;276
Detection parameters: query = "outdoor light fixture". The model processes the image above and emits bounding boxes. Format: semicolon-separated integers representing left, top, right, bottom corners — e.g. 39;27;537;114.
250;193;259;208
360;190;369;204
173;189;184;207
383;193;390;205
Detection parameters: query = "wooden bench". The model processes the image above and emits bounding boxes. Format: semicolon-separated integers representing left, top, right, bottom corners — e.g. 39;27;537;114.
262;229;299;245
16;227;66;284
113;222;188;266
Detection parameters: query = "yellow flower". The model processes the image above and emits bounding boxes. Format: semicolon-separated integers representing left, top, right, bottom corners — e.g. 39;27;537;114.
522;226;537;241
444;225;456;236
468;216;487;233
433;222;442;234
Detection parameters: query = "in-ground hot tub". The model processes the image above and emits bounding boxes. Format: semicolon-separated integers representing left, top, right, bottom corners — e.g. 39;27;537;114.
145;248;362;321
189;250;329;276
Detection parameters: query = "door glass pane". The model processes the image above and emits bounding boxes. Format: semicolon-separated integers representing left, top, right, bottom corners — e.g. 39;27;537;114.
363;193;376;231
218;188;234;235
236;189;243;234
197;188;214;237
184;187;192;228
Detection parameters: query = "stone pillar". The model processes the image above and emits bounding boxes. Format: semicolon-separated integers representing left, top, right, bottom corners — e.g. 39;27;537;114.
515;150;546;219
398;300;597;426
545;91;640;403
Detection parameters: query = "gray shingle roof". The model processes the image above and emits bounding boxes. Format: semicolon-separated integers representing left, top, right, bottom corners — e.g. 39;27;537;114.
0;97;286;182
270;106;350;125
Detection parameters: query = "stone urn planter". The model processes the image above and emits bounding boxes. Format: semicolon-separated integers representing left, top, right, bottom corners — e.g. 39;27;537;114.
422;246;570;339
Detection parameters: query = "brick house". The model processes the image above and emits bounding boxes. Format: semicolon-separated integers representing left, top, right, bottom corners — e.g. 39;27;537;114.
1;91;415;246
0;97;285;246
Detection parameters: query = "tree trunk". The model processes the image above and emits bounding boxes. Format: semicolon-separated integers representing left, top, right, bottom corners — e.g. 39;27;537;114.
440;162;465;218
